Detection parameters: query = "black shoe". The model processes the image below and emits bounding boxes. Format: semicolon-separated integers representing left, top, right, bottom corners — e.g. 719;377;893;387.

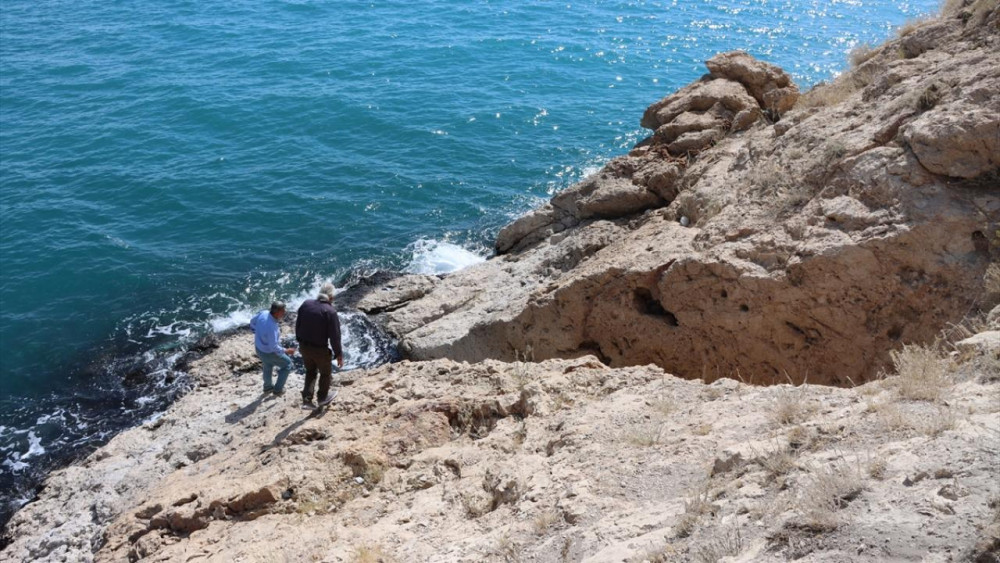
318;389;339;406
301;400;316;410
272;389;285;397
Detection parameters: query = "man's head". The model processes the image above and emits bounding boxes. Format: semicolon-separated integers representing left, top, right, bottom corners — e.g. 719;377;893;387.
318;283;335;303
269;300;287;320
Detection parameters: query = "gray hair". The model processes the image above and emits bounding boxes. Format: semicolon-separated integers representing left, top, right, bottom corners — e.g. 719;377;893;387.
269;300;286;314
318;283;335;303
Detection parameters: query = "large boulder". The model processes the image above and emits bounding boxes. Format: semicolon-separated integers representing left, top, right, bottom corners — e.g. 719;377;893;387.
705;50;800;113
642;77;758;131
551;174;663;220
903;102;1000;179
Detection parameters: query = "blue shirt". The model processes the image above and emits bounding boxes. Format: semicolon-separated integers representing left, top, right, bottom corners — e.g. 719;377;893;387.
249;311;283;354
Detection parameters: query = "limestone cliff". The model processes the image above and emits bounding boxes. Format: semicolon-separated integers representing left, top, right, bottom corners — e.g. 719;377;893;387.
363;0;999;386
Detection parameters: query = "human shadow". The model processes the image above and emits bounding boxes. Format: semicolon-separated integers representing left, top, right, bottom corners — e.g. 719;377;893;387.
267;405;330;449
224;393;268;424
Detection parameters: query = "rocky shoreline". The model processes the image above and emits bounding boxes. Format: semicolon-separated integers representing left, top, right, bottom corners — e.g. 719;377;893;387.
3;2;999;561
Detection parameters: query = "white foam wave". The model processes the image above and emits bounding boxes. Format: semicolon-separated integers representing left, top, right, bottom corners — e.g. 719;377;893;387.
208;309;256;333
405;238;486;275
21;431;44;460
207;276;337;333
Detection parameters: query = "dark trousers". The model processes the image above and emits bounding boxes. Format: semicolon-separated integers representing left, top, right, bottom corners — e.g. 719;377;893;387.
300;344;333;402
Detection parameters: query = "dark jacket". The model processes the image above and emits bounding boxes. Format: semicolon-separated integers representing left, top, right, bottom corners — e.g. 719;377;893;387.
295;298;343;358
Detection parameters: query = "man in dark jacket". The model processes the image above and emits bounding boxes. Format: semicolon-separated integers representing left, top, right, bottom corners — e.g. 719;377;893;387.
295;283;343;409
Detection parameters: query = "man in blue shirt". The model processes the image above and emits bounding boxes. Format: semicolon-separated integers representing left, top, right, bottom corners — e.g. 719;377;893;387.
249;301;296;396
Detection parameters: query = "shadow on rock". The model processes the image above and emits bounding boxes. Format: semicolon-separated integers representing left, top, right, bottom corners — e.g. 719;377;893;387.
224;393;269;424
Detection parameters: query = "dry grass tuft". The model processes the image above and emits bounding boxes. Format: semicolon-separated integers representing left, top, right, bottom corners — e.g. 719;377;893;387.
691;523;744;563
493;533;522;562
628;543;676;563
867;456;888;480
676;484;716;538
353;544;393;563
849;44;878;67
627;424;666;447
757;446;798;481
693;423;713;436
793;461;865;532
770;386;813;426
896;16;932;37
891;344;953;401
532;510;559;535
796;63;880;109
650;396;674;417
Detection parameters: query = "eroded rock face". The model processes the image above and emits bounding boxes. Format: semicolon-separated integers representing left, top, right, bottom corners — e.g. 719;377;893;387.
903;102;1000;178
5;333;998;562
381;8;999;385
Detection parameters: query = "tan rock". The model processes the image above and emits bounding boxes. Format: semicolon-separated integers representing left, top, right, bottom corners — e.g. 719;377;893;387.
633;160;683;201
356;274;440;315
6;347;998;562
551;174;662;220
641;78;758;130
668;127;724;154
705;50;799;112
903;102;1000;179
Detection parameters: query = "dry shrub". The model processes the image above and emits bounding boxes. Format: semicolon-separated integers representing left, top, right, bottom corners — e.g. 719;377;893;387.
627;424;665;447
533;510;559;535
917;405;959;437
891;344;952;401
875;400;959;437
794;461;865;532
757;446;797;481
691;523;744;563
494;533;522;563
796;63;880;109
849;44;877;66
867;456;888;480
896;16;932;37
770;386;812;426
676;485;716;538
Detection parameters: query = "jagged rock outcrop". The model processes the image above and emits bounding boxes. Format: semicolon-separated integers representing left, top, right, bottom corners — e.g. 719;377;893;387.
495;48;801;256
377;2;1000;386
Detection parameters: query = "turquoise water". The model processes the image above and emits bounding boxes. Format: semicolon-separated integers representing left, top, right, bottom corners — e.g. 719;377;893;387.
0;0;936;526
